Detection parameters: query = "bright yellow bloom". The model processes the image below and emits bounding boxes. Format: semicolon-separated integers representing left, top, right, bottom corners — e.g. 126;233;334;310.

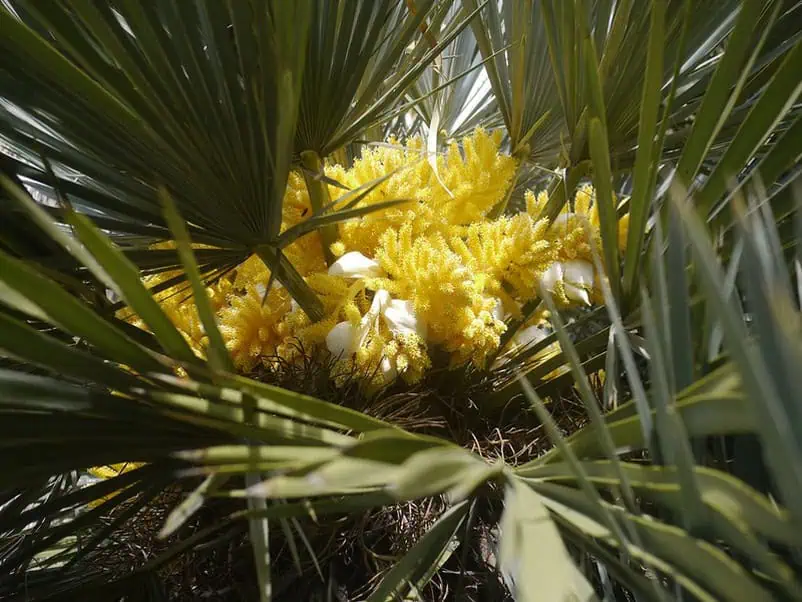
270;271;369;363
215;171;328;369
119;264;233;357
325;289;430;387
522;184;630;305
528;184;629;256
331;129;517;256
373;225;505;368
231;254;269;292
451;213;556;302
130;128;629;385
525;187;595;263
218;284;292;370
281;171;328;277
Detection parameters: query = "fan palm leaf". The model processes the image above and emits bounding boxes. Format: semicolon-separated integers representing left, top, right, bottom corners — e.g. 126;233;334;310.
0;1;480;319
490;0;802;400
296;0;483;158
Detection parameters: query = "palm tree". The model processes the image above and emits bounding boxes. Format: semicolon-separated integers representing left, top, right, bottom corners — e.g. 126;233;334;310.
1;1;801;600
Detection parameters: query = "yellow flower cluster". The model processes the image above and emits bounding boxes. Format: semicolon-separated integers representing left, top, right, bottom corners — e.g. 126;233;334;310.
329;129;518;256
131;129;627;388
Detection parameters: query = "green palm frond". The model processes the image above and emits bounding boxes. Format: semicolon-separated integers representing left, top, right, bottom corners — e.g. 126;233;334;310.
0;176;392;598
297;0;483;158
493;0;802;399
0;0;324;314
465;0;565;162
404;22;501;139
511;189;802;602
0;1;479;319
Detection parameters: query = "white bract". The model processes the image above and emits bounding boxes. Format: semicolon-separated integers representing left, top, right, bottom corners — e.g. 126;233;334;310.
540;260;594;305
328;251;383;279
325;289;425;385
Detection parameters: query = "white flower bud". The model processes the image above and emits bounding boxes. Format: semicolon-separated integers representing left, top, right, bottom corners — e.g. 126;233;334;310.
328;252;383;279
378;356;398;385
539;260;594;305
383;298;425;338
540;262;564;292
562;260;594;305
324;289;425;386
325;321;358;357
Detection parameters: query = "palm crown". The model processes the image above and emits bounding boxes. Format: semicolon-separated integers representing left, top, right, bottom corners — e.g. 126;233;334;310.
1;1;802;600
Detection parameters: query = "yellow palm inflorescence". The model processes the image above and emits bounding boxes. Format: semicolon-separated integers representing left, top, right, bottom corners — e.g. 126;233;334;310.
126;128;628;388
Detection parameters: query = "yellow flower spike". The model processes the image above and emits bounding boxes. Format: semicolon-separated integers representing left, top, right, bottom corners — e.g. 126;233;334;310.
218;285;292;371
122;264;230;358
384;339;399;359
331;129;516;257
283;233;327;277
129;127;634;385
372;223;523;368
168;302;208;356
519;183;628;308
343;301;362;325
431;129;518;225
206;276;235;312
281;170;315;227
276;170;327;277
303;272;354;317
375;227;470;319
326;278;371;324
525;189;550;217
457;214;556;302
391;332;430;385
